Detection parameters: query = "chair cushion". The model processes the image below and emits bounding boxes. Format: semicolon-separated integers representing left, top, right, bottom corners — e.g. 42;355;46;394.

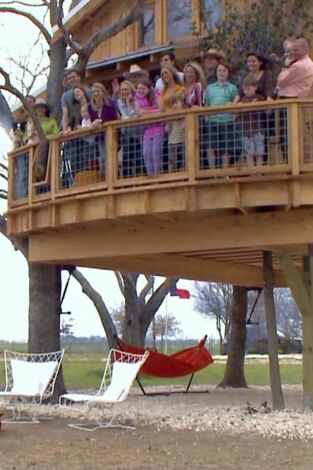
10;359;58;396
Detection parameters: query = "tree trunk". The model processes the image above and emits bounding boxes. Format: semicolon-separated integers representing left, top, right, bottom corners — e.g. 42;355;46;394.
47;37;67;120
218;332;223;355
218;286;248;388
123;296;146;347
28;262;65;400
263;251;285;410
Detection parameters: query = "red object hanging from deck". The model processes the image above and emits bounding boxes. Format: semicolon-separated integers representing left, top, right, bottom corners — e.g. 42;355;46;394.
118;337;213;378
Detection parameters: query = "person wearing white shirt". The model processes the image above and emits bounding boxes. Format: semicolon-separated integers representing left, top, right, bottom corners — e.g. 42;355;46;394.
155;51;184;91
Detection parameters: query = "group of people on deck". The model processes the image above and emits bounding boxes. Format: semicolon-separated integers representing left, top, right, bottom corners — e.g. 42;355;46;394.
10;36;313;182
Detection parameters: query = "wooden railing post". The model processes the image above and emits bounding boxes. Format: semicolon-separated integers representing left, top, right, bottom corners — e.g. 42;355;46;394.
288;102;301;176
7;151;13;209
288;102;301;207
29;145;34;204
185;112;198;183
49;138;57;200
106;124;116;191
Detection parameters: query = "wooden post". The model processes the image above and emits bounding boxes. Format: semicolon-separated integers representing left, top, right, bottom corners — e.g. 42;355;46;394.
302;254;313;410
263;251;285;410
277;251;313;410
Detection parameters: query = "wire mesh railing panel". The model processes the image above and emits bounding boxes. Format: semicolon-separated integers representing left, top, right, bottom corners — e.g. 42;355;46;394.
302;106;313;166
199;105;289;174
12;150;29;201
58;130;107;190
115;117;187;183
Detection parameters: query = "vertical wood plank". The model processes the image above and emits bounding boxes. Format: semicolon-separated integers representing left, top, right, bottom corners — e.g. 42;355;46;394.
301;255;313;410
154;0;163;44
263;251;285;410
106;124;116;191
185;112;198;183
288;103;300;176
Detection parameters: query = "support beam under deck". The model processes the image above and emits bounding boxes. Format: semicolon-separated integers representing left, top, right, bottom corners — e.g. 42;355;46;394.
29;208;313;265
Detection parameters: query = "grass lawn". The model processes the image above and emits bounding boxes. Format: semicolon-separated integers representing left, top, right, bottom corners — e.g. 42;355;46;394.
0;355;303;391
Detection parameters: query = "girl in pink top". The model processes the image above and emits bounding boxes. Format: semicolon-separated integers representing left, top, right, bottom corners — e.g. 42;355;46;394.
135;78;165;175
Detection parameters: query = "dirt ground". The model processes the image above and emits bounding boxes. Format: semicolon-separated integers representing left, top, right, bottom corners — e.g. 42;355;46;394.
1;386;313;470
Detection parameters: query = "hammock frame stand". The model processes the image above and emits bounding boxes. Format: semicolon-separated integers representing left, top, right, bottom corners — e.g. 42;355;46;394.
118;335;213;395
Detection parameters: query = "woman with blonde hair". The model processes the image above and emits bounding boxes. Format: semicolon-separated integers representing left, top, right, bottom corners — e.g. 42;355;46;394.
183;62;206;108
117;80;142;177
87;82;117;176
160;64;185;109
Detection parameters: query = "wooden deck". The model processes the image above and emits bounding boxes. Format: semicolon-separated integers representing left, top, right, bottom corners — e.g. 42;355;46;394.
6;99;313;286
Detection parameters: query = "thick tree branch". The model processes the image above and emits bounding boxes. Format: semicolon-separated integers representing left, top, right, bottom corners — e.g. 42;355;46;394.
72;268;118;345
0;215;7;234
0;7;51;44
114;271;125;296
57;0;146;73
0;90;13;135
139;275;154;301
83;0;146;56
56;0;81;55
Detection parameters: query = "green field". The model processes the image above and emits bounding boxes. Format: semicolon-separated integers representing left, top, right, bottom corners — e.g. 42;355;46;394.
0;350;302;390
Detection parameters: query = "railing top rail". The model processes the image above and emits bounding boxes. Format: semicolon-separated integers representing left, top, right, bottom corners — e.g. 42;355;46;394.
7;98;313;158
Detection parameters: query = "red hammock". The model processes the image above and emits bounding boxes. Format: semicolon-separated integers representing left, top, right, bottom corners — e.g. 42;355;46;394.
118;336;214;378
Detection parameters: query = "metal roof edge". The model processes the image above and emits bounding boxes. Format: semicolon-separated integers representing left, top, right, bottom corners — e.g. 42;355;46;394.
86;44;175;71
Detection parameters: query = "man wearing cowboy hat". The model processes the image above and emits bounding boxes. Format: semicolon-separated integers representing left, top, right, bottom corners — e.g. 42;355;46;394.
201;48;226;85
111;64;150;99
123;64;150;86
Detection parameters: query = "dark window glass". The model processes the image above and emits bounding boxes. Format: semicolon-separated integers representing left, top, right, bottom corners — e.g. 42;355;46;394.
167;0;192;38
139;8;155;46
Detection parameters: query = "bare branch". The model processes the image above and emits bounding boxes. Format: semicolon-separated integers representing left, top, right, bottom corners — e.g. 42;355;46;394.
7;52;49;95
0;66;46;142
0;189;8;199
0;1;47;7
0;162;8;172
0;7;51;44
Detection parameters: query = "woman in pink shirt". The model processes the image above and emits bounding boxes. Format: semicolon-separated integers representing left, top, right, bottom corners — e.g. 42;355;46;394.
135;78;165;175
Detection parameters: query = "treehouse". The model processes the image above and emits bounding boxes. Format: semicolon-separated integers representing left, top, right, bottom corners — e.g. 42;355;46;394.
6;0;313;407
7;98;313;286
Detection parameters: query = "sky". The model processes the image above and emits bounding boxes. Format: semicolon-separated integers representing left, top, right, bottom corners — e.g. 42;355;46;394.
0;2;216;342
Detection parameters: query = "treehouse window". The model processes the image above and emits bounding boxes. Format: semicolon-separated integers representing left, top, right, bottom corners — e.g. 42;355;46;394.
139;8;155;46
167;0;192;39
200;0;222;29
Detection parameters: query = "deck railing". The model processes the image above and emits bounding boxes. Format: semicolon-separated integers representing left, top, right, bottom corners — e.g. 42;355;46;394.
7;99;313;210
